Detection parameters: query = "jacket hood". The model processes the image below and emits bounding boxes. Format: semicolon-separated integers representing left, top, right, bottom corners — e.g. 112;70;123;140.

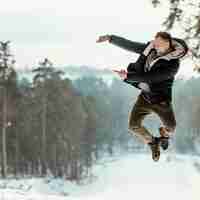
163;37;189;60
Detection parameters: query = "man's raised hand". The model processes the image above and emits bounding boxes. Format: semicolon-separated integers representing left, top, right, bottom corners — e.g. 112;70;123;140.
112;68;127;80
96;35;111;43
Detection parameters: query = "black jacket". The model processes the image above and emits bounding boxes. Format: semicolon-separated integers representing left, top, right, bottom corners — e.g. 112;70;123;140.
109;35;189;104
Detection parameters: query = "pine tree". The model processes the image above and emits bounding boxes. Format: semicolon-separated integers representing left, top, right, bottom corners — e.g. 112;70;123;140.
32;58;64;176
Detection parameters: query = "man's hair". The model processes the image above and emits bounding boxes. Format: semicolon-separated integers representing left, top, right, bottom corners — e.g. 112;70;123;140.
155;31;174;49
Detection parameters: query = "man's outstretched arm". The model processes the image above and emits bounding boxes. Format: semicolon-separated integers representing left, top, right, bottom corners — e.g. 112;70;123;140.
109;35;147;54
96;34;147;54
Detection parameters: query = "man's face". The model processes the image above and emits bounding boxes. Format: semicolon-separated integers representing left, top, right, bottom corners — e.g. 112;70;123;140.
153;36;170;53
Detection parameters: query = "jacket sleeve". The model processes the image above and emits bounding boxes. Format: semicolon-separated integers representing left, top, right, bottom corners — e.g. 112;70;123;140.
127;53;147;73
126;60;179;84
127;63;137;72
109;35;147;54
123;78;140;89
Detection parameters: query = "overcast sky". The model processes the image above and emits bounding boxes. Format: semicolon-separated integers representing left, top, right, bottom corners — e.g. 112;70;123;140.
0;0;194;78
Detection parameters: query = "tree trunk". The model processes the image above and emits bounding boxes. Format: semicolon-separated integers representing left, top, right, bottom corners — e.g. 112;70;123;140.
14;129;19;178
41;95;47;176
2;86;7;178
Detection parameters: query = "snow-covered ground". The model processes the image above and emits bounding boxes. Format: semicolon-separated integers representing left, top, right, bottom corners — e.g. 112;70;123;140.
0;153;200;200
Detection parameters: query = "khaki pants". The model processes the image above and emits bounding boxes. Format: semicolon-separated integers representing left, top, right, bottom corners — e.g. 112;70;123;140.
128;93;176;144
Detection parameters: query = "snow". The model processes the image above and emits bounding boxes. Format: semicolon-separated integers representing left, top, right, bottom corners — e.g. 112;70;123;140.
0;153;200;200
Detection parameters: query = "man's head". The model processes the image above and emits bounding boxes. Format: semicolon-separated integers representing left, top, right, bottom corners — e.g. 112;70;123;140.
153;31;174;54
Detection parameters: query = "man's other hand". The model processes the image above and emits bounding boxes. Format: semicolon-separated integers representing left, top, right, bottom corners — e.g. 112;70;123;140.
96;35;111;43
112;68;127;79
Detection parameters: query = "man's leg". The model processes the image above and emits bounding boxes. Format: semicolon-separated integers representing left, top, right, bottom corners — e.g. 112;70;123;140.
151;101;176;150
128;94;153;144
151;101;176;137
128;94;161;161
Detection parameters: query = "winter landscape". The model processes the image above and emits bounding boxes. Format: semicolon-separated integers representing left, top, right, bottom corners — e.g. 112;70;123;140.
0;0;200;200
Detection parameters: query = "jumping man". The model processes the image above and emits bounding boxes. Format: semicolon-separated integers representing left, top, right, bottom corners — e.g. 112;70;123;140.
96;32;188;161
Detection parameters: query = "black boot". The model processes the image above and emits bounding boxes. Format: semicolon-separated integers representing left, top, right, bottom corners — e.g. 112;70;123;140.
148;137;160;162
159;136;169;150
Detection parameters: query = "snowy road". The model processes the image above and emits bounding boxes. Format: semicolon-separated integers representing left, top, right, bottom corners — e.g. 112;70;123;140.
0;153;199;200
